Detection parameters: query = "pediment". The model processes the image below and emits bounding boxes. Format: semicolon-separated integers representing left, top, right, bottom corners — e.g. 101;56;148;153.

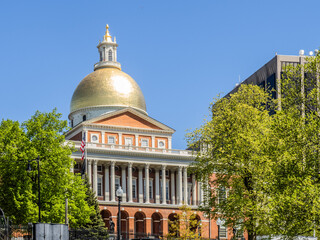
88;108;174;132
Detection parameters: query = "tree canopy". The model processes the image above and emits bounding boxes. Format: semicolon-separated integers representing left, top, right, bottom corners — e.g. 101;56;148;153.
188;53;320;239
0;109;92;227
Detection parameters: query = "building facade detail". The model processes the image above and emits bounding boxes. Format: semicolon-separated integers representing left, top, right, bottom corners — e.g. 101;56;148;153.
65;25;218;239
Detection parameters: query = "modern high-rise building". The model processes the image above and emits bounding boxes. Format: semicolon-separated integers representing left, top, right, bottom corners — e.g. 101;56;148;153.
225;53;310;102
65;26;224;239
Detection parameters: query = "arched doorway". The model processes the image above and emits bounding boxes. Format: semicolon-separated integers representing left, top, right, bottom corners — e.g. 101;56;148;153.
134;211;146;239
100;210;112;230
151;212;163;238
168;213;179;237
121;211;129;240
190;214;201;236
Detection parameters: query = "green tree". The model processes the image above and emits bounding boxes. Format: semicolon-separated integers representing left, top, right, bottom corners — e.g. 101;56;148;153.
81;177;106;230
0;109;92;227
187;85;274;240
266;53;320;237
167;205;202;240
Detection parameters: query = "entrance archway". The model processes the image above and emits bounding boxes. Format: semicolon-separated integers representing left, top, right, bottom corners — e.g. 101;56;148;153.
168;213;179;237
151;212;163;237
190;214;201;236
134;211;146;239
100;210;112;229
121;210;129;240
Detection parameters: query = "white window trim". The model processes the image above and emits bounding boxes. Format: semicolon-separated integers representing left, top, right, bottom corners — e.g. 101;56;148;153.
91;134;99;143
158;140;166;149
141;138;149;147
108;136;116;144
97;174;103;196
132;177;137;199
125;137;133;146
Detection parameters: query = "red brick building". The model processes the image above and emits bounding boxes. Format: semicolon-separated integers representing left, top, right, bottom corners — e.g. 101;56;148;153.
65;25;229;239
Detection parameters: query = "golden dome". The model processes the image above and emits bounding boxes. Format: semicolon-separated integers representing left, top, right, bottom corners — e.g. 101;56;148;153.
70;67;147;114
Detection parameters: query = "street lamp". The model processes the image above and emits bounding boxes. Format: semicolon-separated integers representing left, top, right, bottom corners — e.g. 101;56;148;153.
116;186;123;240
216;218;225;240
27;156;41;223
233;227;237;240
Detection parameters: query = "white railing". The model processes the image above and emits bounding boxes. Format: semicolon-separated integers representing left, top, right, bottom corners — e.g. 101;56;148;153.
69;141;193;156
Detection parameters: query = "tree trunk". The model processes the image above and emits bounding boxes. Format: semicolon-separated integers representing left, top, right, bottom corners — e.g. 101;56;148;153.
248;231;255;240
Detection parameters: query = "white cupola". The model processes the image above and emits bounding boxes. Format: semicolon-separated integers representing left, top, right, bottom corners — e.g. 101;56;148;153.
94;24;121;71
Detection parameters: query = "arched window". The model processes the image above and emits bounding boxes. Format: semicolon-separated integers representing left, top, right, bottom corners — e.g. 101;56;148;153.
108;49;113;61
83;115;86;121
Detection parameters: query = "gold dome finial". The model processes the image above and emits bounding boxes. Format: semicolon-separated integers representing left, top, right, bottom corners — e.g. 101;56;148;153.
104;24;112;42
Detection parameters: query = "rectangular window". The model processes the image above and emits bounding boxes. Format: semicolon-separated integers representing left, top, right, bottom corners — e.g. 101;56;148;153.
218;186;227;203
219;226;227;238
149;179;153;199
125;138;133;146
160;180;170;201
166;180;170;200
97;165;102;172
188;183;192;205
132;178;137;198
74;163;80;170
97;175;103;196
141;139;148;147
108;136;115;144
115;177;120;194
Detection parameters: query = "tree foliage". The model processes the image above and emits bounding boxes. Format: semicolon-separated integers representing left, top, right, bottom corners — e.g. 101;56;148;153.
188;85;273;240
187;53;320;239
167;205;202;240
267;54;320;237
0;109;92;227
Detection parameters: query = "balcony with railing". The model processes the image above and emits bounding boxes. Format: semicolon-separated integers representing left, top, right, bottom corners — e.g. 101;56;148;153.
68;141;194;157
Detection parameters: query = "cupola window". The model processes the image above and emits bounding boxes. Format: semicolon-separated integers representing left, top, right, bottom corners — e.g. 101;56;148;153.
108;49;113;61
83;115;86;121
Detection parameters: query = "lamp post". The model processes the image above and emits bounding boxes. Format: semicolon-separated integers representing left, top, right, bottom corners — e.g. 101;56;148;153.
27;156;41;223
233;227;237;240
216;218;224;240
116;186;123;240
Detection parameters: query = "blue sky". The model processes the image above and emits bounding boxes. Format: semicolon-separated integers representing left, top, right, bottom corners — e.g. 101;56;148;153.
0;0;319;149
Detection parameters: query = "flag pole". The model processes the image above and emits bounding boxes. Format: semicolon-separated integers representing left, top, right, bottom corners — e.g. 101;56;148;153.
85;130;88;176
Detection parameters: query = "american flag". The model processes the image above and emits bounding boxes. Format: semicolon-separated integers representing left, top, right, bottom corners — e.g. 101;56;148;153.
80;134;86;161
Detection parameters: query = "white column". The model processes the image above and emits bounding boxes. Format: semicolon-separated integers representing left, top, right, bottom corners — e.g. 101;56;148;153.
104;164;109;201
192;174;197;206
119;133;122;145
178;166;182;205
128;162;133;202
168;137;172;149
171;170;175;205
183;167;188;205
151;136;155;148
135;135;139;147
139;167;143;203
155;169;160;204
102;132;105;144
111;161;115;202
121;166;127;202
93;160;98;196
88;160;92;184
145;164;150;203
162;165;166;204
